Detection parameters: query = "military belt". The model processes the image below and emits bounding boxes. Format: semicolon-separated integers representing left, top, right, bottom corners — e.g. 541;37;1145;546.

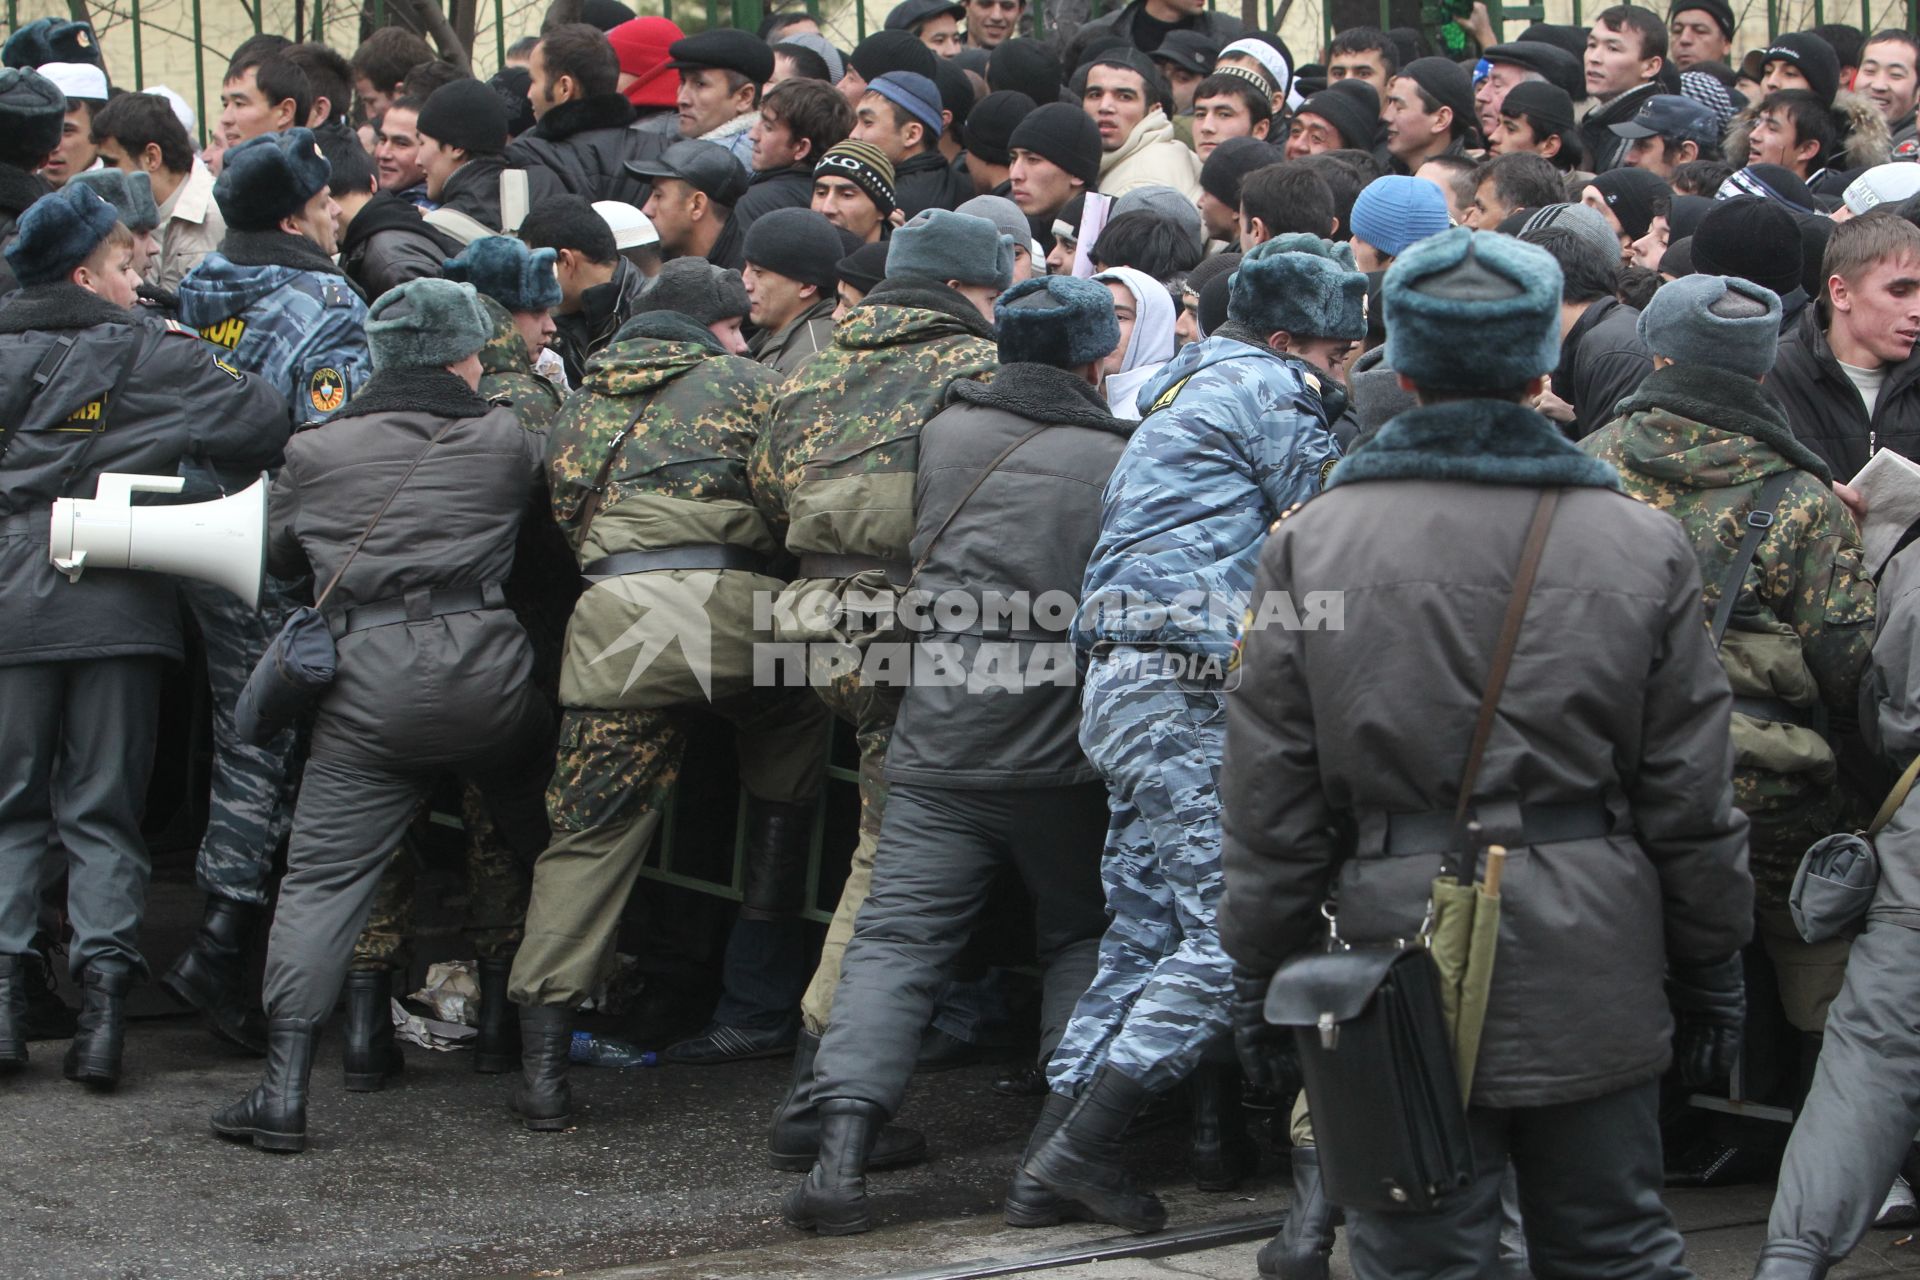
1732;695;1815;728
1369;800;1616;857
328;582;506;638
797;553;910;586
582;545;769;579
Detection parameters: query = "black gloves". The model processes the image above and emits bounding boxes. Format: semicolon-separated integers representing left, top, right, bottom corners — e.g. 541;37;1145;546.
1667;954;1745;1087
1231;965;1297;1094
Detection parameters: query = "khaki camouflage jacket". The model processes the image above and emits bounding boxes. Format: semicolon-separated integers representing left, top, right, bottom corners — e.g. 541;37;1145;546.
546;311;781;710
477;295;564;431
1583;362;1875;894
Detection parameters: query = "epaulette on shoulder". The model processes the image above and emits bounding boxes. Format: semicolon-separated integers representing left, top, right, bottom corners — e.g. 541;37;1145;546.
1268;500;1305;535
162;318;198;337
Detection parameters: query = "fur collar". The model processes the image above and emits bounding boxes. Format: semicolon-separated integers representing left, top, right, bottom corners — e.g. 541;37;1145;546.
0;282;130;334
330;366;493;423
1724;88;1892;175
0;163;48;217
948;362;1133;434
220;228;349;281
699;112;756;144
864;279;997;339
1331;398;1623;490
610;310;724;351
1611;362;1832;482
532;93;637;142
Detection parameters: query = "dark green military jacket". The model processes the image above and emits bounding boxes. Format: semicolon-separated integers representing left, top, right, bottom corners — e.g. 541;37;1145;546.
1584;362;1876;898
477;295;563;431
547;311;781;710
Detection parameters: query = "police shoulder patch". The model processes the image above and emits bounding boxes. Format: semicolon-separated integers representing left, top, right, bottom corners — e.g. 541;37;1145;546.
1318;457;1338;488
198;315;247;349
1148;373;1194;415
308;367;346;414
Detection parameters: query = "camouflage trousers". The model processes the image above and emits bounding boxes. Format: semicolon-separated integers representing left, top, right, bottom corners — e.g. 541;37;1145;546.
1047;655;1231;1097
510;688;828;1009
799;657;903;1035
349;784;531;972
181;576;300;906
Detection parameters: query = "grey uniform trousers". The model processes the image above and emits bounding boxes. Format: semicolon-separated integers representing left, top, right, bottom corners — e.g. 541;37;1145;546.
1766;917;1920;1262
0;658;165;976
1347;1080;1691;1280
261;691;553;1023
812;781;1111;1115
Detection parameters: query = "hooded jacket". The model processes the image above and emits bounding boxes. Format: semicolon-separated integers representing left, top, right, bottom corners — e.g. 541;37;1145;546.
545;312;779;711
886;363;1136;788
267;366;547;763
0;283;291;666
751;279;998;634
505;92;669;206
1220;397;1753;1108
1097;108;1203;201
338;190;464;303
1583;362;1875;899
1074;327;1341;658
1770;304;1920;480
1094;265;1175;419
178;230;372;429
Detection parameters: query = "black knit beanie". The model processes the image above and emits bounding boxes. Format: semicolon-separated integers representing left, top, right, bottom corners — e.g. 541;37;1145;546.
989;38;1063;109
1007;102;1102;188
1587;166;1669;240
1399;56;1475;140
418;78;509;155
851;29;937;83
836;239;891;294
1689;196;1803;298
967;91;1037;166
744;206;844;292
1297;81;1380;150
1199;136;1277;208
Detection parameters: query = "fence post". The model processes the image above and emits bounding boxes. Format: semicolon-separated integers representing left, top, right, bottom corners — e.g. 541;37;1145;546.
495;0;505;71
192;0;207;145
131;0;144;90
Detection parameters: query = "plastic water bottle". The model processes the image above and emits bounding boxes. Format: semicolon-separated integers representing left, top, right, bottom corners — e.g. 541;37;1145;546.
568;1031;660;1068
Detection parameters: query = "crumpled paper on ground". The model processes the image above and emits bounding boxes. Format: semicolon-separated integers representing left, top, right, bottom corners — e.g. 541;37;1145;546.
394;961;480;1051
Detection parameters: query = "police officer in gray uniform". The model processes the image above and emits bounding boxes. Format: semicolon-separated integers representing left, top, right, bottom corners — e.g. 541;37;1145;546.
212;278;552;1155
0;183;290;1085
168;129;372;1054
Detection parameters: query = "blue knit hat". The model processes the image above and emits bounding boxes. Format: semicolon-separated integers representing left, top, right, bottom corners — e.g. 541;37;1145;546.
367;279;493;371
68;168;160;234
1349;175;1453;260
1227;235;1366;340
866;71;945;138
214;128;331;232
4;183;120;287
444;235;563;313
886;209;1013;290
1385;227;1562;393
995;275;1120;367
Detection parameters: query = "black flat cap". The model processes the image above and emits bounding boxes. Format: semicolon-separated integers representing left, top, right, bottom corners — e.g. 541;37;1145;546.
628;137;750;205
667;28;775;85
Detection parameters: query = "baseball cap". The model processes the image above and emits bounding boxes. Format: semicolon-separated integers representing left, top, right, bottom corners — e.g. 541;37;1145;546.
1609;93;1720;145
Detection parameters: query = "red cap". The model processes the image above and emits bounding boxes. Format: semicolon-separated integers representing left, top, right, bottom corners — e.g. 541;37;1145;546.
606;16;685;109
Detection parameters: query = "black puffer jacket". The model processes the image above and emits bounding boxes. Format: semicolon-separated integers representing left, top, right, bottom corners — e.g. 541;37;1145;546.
506;93;669;206
734;164;813;229
1558;296;1653;440
1579;80;1661;173
895;150;977;218
1770;305;1920;481
340;191;462;300
267;367;547;764
884;363;1134;789
0;283;291;665
435;154;508;230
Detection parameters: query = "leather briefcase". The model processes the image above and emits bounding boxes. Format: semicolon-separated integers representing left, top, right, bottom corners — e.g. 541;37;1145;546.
1264;944;1474;1214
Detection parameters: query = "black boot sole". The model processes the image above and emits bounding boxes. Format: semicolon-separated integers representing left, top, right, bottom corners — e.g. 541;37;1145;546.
510;1099;572;1132
1021;1152;1166;1234
0;1052;26;1073
1004;1195;1092;1228
161;965;268;1057
211;1119;307;1153
63;1057;120;1090
782;1185;871;1236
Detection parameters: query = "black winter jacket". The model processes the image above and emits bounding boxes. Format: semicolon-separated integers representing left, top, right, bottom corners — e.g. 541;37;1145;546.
1579;81;1661;173
0;284;291;666
435;154;508;230
1770;306;1920;481
734;164;813;229
894;150;977;218
340;191;462;301
0;164;50;300
1064;0;1243;72
506;93;669;206
884;363;1134;788
1558;296;1654;440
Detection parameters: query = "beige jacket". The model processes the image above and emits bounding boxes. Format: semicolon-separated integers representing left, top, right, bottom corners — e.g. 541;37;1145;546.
152;159;225;292
1097;109;1202;202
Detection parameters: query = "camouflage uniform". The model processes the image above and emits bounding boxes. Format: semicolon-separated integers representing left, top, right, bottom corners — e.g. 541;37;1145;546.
352;296;568;974
1049;330;1341;1097
749;280;998;1034
174;245;371;905
1584;363;1875;1031
509;313;830;1010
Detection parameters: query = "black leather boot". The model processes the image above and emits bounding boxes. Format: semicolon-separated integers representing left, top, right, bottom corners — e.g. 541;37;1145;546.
1753;1239;1830;1279
783;1098;886;1235
211;1016;317;1153
0;954;28;1072
769;1028;928;1172
1005;1090;1085;1227
21;934;76;1040
739;799;814;923
342;969;402;1091
63;961;132;1088
159;896;267;1055
511;1004;574;1132
1024;1066;1167;1233
1189;1064;1260;1191
1259;1145;1338;1280
473;958;519;1075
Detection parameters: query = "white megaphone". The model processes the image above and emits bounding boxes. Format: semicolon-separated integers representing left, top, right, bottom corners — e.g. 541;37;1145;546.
49;472;268;609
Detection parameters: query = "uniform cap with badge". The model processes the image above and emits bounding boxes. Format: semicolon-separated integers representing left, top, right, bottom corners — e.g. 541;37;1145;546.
1;17;104;72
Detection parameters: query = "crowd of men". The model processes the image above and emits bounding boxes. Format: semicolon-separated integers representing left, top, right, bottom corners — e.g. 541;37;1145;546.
7;0;1920;1276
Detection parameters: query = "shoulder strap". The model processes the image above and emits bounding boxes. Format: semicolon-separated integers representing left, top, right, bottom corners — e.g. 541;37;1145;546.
0;333;79;468
422;207;497;246
1450;488;1561;854
314;416;460;611
1869;754;1920;835
572;398;651;549
1710;470;1796;649
905;425;1047;588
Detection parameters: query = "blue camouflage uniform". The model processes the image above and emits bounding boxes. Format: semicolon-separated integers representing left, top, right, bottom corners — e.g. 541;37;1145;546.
1049;332;1342;1098
174;253;371;905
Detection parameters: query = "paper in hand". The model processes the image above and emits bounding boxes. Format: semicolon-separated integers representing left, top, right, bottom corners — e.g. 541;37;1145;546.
1850;448;1920;577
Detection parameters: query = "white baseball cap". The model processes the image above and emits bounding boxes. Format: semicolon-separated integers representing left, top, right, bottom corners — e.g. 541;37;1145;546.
39;61;110;103
1844;162;1920;217
592;200;659;251
143;84;198;135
